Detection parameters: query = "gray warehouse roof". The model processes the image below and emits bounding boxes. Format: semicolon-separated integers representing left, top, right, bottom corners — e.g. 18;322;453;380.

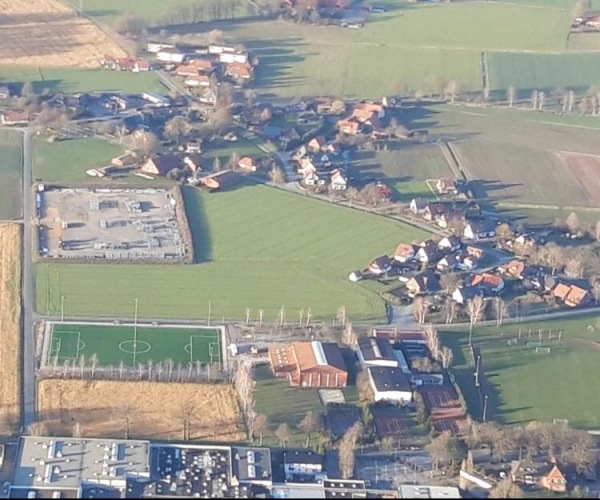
12;437;150;491
358;337;396;363
368;367;411;393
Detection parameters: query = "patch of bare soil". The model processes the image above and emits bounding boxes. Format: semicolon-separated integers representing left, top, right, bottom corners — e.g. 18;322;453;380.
0;224;22;434
37;379;247;441
0;0;127;67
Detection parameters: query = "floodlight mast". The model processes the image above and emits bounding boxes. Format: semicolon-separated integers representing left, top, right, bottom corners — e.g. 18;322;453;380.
133;298;139;365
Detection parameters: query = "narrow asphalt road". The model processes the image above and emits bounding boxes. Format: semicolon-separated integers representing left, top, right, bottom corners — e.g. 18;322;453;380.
22;129;35;429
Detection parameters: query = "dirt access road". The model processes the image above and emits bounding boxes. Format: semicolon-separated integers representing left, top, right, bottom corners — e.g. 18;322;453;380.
0;0;126;67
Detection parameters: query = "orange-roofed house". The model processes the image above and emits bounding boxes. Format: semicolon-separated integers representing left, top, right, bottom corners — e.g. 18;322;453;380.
185;75;211;88
553;283;571;301
471;273;504;294
565;285;590;307
1;111;29;126
175;64;200;77
189;58;214;72
268;341;348;388
225;62;252;80
498;260;526;279
238;156;256;172
337;119;360;135
393;243;416;262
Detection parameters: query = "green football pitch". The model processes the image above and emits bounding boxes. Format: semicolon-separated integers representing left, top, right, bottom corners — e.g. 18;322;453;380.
45;322;223;368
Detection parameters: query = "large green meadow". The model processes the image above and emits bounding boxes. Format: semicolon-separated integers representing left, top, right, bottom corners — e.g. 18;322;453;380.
443;314;600;429
0;130;23;220
36;184;426;322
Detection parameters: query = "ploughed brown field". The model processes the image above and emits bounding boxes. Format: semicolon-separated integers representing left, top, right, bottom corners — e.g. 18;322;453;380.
0;224;22;434
0;0;127;67
559;151;600;206
37;380;247;441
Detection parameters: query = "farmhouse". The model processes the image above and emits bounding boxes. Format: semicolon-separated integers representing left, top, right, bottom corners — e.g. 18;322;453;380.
330;169;347;190
357;337;398;369
498;260;526;279
367;367;412;404
436;178;459;195
199;170;240;191
141;154;182;177
510;460;567;493
268;341;348;388
553;284;591;308
1;111;29;126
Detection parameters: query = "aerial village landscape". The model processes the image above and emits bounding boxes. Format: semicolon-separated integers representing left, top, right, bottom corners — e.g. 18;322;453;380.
1;0;600;498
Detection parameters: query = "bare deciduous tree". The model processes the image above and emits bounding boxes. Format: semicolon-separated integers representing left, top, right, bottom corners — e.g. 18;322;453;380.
440;346;454;369
423;324;441;360
467;296;486;346
268;164;286;184
178;401;196;441
338;422;362;479
298;411;322;448
26;421;48;436
341;321;356;347
443;297;458;324
494;297;508;327
566;211;581;234
275;423;291;447
506;86;516;108
425;431;462;471
490;478;524;498
72;422;83;438
356;370;374;403
440;272;460;294
413;296;428;325
252;414;269;446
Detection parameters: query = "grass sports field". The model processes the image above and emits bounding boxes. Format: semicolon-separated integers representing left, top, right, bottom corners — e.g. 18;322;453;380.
44;321;223;368
0;67;165;94
36;184;426;322
443;314;600;429
0;130;23;220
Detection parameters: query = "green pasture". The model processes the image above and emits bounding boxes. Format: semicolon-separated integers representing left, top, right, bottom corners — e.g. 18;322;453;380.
0;130;23;220
487;52;600;92
36;184;426;322
47;321;222;367
443;314;600;429
0;67;166;94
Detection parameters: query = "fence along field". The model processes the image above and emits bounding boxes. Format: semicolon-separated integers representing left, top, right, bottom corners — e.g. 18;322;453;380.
0;0;126;67
36;185;426;323
0;224;22;434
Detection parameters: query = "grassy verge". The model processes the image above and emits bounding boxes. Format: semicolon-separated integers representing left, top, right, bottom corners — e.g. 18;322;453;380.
0;130;23;220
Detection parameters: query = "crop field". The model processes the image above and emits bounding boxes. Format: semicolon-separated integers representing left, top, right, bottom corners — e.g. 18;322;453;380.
0;225;21;434
442;314;600;429
36;184;426;323
0;130;23;221
0;66;165;95
419;104;600;207
351;143;453;201
0;0;126;68
487;52;600;93
43;321;224;369
37;379;245;441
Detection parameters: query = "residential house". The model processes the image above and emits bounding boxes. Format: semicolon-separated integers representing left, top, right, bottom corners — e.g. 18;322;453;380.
354;102;385;119
510;460;567;494
423;202;449;222
238;157;256;172
188;58;214;72
133;59;150;72
140;154;182;177
367;367;412;404
141;92;171;107
464;219;497;240
268;341;348;388
565;285;590;307
553;283;571;302
184;75;211;88
225;62;252;80
298;157;317;177
0;85;10;99
198;88;217;105
436;253;460;272
111;153;137;168
307;137;326;154
175;64;200;77
415;241;443;264
393;243;417;262
457;254;479;271
470;273;505;295
409;198;428;214
199;170;240;191
183;153;203;174
436;177;459;195
357;337;398;368
283;450;326;483
156;47;185;63
208;43;236;55
452;286;484;305
369;255;392;275
185;141;202;154
437;210;466;230
336;118;360;135
330;169;347;190
406;270;440;296
280;128;302;150
147;42;175;53
438;235;461;253
1;111;29;126
498;260;526;279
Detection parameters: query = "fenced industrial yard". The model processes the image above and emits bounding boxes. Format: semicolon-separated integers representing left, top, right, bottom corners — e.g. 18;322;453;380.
37;187;192;263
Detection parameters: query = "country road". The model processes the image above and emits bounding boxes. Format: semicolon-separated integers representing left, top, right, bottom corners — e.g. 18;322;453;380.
21;129;34;429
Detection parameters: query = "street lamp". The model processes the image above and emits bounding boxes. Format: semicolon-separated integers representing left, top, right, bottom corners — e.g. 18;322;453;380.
483;394;489;422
